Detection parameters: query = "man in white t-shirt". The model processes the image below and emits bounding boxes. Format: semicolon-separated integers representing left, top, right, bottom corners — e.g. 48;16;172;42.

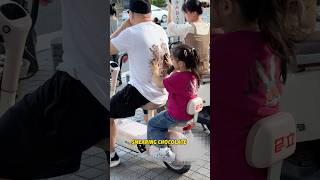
109;0;169;167
0;0;108;178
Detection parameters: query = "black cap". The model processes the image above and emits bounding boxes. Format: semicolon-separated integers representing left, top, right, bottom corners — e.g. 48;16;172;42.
129;0;151;14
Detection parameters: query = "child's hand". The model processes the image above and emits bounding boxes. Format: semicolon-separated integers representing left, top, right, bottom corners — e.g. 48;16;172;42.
164;55;173;67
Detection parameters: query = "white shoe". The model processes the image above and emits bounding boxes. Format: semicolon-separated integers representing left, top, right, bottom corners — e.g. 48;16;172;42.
109;151;120;168
149;145;176;163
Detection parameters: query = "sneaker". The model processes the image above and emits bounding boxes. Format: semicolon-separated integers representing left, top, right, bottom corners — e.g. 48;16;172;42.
107;151;120;168
149;145;176;163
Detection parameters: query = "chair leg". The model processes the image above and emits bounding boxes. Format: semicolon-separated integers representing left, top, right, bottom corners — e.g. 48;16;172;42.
267;160;283;180
201;124;206;131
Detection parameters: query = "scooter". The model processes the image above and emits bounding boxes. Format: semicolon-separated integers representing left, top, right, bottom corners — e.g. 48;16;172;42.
0;0;32;114
110;60;204;174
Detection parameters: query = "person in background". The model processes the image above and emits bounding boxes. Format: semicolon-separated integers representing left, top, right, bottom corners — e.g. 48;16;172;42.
167;0;210;75
212;0;295;179
110;3;122;85
110;3;119;35
153;17;161;25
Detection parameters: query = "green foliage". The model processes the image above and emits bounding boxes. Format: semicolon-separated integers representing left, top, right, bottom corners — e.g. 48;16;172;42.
152;0;167;7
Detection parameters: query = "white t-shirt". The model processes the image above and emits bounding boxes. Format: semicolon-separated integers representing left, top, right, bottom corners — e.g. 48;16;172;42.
111;21;168;105
168;21;210;41
58;0;108;110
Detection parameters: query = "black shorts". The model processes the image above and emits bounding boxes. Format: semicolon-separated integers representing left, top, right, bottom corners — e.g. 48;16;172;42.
110;84;149;118
0;71;108;179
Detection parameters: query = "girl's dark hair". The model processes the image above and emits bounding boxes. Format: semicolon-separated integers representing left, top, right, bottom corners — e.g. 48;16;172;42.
171;44;201;82
236;0;295;83
110;3;117;16
182;0;210;15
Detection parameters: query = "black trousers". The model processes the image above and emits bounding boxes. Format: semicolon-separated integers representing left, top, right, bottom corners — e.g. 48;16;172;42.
0;71;108;179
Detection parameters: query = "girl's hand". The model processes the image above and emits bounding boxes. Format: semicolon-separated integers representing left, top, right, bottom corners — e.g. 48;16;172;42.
164;55;173;67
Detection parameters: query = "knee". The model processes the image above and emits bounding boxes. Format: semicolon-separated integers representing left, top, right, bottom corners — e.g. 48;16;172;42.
148;117;156;127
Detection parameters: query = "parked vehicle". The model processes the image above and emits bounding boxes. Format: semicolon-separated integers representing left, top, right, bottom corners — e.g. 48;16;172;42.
121;5;168;24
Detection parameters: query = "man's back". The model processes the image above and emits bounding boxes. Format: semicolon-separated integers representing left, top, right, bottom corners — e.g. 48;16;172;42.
112;21;169;105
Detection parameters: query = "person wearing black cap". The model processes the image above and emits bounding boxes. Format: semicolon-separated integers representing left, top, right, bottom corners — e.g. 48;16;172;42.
109;0;171;167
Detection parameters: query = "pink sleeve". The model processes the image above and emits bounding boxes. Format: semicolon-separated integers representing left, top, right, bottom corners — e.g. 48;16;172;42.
163;74;177;94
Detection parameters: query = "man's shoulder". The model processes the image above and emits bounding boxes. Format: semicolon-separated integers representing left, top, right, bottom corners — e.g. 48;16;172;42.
135;22;165;30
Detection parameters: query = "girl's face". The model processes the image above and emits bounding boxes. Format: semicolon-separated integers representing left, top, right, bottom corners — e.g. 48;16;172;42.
171;56;180;70
184;11;199;22
171;56;187;71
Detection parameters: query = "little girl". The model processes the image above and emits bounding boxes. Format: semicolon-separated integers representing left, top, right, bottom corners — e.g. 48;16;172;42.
147;44;201;163
212;0;295;179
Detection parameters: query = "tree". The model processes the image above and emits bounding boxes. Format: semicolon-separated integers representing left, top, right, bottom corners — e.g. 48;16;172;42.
152;0;166;7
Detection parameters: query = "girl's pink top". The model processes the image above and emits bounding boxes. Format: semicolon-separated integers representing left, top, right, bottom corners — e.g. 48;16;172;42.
212;31;283;180
164;71;198;120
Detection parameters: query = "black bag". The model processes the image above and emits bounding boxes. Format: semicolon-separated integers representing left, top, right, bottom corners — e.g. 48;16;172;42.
198;106;211;131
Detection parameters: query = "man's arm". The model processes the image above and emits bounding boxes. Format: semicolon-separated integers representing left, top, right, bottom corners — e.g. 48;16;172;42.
109;19;132;56
110;20;131;39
